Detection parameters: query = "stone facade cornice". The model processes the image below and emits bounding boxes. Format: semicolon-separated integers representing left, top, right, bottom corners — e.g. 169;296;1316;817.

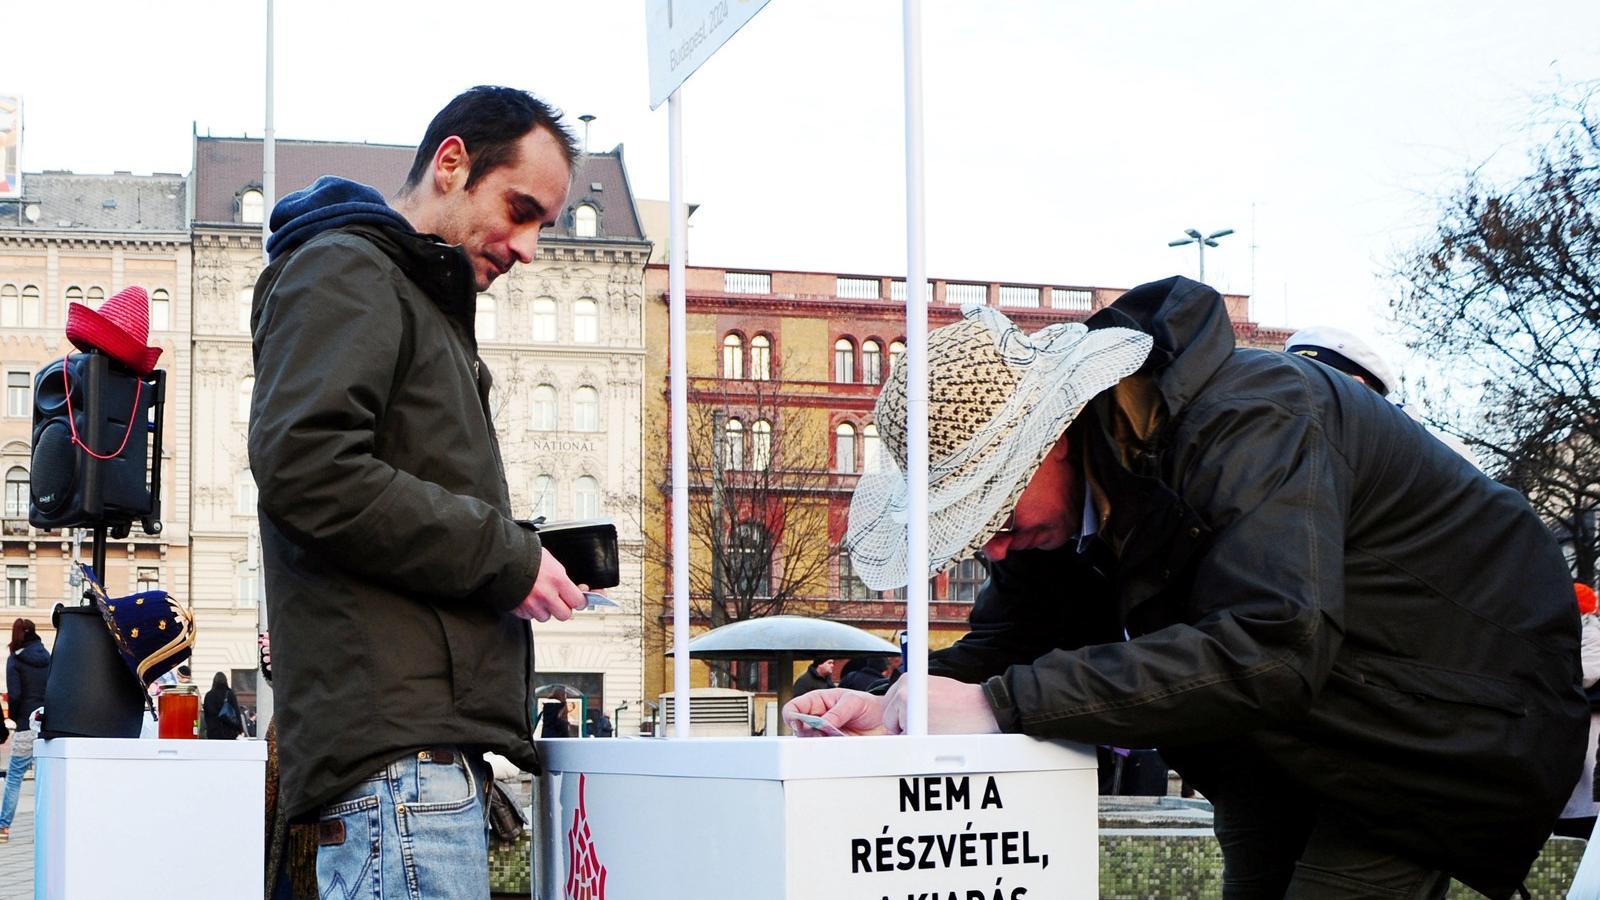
0;233;189;251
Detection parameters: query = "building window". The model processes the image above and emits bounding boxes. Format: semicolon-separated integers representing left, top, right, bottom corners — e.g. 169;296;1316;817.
532;384;558;430
749;334;771;381
237;560;259;607
722;333;744;380
947;556;987;602
835;422;857;472
237;470;257;516
239;288;255;333
889;340;906;375
729;522;772;596
241;189;265;225
723;418;745;470
574;204;598;238
4;285;40;328
20;286;39;327
86;286;105;303
136;567;159;592
750;419;772;471
574;475;600;519
839;552;870;601
533;298;558;342
7;371;29;417
574;386;600;432
531;474;556;520
65;285;83;305
573;298;598;344
237;377;254;422
862;423;881;473
476;295;497;340
861;340;882;385
149;288;171;331
4;467;27;519
834;338;855;383
6;566;26;607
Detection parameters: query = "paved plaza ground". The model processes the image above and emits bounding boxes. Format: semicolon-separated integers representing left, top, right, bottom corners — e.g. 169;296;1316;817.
0;773;34;900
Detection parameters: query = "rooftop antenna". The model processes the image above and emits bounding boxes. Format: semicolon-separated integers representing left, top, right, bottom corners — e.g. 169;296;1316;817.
578;114;597;153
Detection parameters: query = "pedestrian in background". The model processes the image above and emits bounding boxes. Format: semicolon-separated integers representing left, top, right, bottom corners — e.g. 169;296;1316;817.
839;656;892;693
791;658;836;697
1559;582;1600;837
203;671;245;741
0;619;50;842
540;688;572;739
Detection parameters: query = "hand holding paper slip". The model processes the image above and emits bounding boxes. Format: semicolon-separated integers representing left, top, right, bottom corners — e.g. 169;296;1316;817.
782;688;888;736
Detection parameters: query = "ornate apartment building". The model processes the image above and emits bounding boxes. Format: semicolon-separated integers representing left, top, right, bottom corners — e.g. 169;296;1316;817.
188;137;649;732
0;172;193;663
640;265;1294;704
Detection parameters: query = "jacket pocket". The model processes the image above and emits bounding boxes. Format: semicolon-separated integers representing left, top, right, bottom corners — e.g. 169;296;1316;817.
1346;653;1527;717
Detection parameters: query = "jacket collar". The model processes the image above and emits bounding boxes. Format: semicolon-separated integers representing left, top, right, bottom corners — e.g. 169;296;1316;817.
340;224;480;335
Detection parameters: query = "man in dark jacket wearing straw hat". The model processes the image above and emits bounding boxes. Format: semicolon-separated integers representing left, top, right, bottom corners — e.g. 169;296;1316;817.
785;277;1586;899
249;86;591;897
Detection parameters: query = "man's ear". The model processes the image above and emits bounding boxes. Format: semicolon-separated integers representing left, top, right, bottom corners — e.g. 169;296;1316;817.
431;135;470;194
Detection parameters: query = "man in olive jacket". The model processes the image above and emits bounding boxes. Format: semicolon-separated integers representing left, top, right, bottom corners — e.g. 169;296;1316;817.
788;278;1587;899
249;87;590;897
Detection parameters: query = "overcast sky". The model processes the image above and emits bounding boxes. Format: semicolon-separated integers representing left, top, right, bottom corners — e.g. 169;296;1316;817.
11;1;1600;393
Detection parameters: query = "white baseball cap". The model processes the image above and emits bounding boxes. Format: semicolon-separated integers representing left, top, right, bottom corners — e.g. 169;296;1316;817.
1285;325;1397;397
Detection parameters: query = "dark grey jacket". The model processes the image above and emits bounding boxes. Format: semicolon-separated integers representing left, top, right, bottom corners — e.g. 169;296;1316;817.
250;222;540;821
931;276;1587;898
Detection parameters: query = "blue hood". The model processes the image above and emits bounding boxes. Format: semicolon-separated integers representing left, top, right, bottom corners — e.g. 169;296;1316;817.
265;176;414;262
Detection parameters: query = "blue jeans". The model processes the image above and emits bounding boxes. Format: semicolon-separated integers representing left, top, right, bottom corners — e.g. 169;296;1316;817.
0;729;34;829
315;748;490;900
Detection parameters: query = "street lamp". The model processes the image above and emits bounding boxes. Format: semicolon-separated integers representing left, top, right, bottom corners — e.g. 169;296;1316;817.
1168;227;1234;284
578;114;597;153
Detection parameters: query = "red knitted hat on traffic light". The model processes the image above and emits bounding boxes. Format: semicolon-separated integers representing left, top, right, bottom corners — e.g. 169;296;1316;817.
1576;583;1598;616
65;285;163;375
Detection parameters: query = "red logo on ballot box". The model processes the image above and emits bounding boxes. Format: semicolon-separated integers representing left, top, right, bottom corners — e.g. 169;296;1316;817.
566;775;608;900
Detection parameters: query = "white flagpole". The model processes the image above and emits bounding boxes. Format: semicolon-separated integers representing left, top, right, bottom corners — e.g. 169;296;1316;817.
262;0;275;268
902;0;929;737
255;0;276;733
669;88;691;738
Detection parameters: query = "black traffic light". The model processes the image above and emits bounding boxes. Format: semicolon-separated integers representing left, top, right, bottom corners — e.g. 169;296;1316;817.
29;351;165;535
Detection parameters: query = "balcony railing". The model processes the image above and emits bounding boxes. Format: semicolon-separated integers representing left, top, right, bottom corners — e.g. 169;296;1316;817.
723;272;772;295
835;277;880;300
998;285;1040;308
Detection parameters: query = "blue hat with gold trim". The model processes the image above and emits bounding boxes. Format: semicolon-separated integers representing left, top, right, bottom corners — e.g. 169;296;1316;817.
77;562;195;688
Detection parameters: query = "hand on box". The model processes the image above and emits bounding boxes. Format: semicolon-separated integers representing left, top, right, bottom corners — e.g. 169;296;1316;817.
782;688;887;737
513;547;589;622
880;675;1001;736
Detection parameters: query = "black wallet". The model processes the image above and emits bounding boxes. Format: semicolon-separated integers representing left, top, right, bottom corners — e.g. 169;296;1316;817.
523;518;620;590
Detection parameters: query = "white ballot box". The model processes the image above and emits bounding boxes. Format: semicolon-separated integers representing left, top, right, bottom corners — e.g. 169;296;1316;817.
534;734;1097;899
35;738;266;900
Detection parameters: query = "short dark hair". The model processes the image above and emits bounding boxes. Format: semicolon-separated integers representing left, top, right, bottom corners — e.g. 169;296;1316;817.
401;86;579;195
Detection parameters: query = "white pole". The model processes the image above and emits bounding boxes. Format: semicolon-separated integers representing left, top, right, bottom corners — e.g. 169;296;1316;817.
262;0;275;268
901;0;929;738
255;0;276;732
668;89;691;738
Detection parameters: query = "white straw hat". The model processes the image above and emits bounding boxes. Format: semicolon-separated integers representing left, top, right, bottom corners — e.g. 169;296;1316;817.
846;304;1152;590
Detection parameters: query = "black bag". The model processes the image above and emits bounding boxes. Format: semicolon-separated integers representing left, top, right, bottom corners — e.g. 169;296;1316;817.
523;519;620;590
486;778;527;845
